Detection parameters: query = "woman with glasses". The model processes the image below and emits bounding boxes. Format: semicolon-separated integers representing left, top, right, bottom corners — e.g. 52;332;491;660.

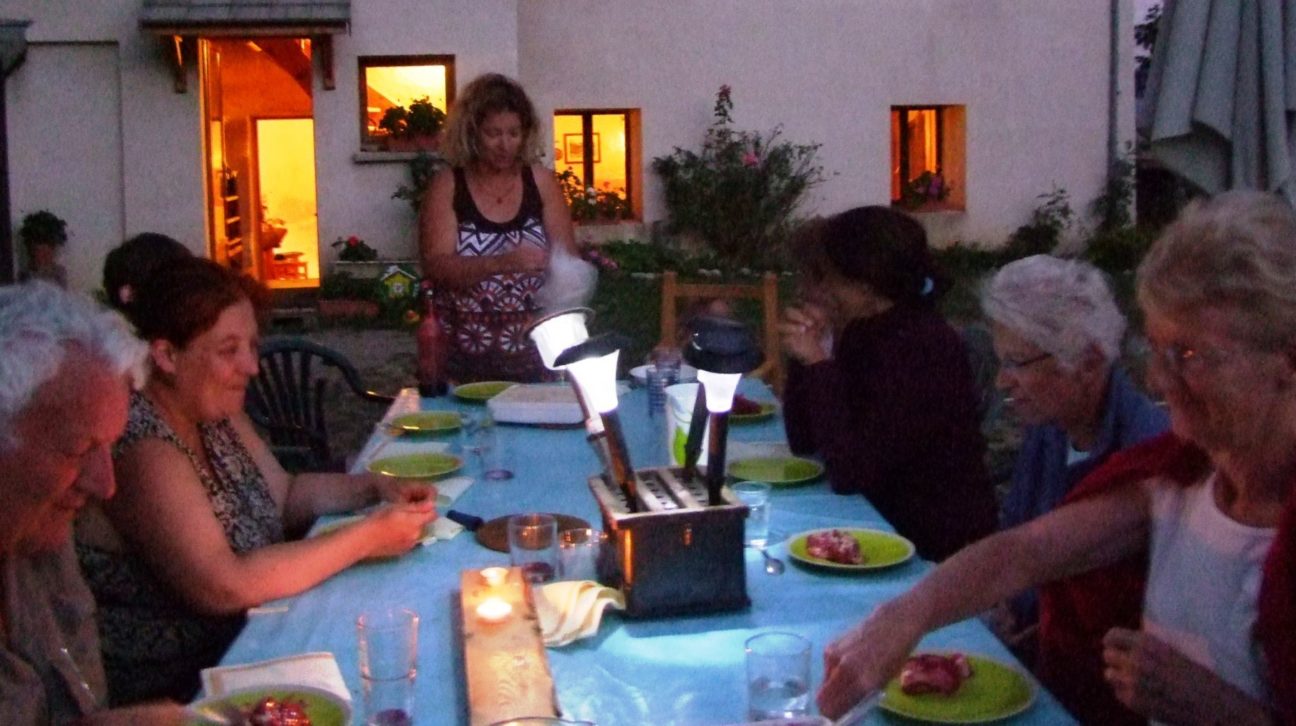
779;206;996;561
979;256;1167;716
818;191;1296;725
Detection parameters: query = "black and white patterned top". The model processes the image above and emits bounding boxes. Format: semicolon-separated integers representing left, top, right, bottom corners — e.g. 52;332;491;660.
76;392;284;705
434;165;550;383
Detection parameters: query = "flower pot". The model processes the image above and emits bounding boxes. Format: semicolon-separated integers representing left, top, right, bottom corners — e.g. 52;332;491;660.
384;133;441;153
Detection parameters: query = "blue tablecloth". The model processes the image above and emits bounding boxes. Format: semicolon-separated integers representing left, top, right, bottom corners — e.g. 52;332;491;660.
221;384;1076;725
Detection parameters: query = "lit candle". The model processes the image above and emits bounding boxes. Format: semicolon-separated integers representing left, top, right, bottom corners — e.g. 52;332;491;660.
475;596;513;623
480;567;508;587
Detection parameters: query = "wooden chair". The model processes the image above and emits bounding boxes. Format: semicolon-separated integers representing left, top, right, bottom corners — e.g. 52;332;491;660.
245;337;395;472
660;270;783;395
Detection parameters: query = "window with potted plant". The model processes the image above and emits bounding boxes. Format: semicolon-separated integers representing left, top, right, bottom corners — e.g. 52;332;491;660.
17;209;69;287
379;96;447;152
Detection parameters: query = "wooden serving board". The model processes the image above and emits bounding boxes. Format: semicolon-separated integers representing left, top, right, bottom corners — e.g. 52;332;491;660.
459;567;559;725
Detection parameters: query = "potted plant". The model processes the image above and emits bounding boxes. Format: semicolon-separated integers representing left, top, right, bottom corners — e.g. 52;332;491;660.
379;96;447;152
17;209;69;286
317;270;380;321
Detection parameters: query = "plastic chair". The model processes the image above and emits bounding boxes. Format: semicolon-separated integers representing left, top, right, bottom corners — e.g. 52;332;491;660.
660;270;782;395
245;337;395;472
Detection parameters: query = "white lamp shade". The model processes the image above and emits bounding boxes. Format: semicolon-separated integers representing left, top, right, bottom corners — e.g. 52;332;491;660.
565;350;621;414
696;369;741;413
528;310;590;370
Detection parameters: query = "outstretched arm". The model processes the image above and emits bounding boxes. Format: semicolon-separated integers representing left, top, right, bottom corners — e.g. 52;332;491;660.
817;483;1152;718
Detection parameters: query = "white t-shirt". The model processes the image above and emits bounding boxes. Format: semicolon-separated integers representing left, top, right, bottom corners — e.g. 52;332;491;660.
1143;473;1277;707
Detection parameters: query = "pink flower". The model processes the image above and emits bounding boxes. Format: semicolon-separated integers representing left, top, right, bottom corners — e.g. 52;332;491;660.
347;236;360;247
742;151;759;168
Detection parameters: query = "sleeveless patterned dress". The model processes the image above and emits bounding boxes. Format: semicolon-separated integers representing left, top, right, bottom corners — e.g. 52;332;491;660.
75;392;285;705
433;166;550;383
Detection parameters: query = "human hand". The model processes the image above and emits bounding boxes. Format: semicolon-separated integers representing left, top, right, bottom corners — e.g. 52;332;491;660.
362;500;437;559
817;604;923;718
371;473;437;505
503;244;548;274
779;304;832;365
1102;627;1256;724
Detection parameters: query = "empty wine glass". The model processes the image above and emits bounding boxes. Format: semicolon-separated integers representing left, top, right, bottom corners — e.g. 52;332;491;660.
462;410;512;480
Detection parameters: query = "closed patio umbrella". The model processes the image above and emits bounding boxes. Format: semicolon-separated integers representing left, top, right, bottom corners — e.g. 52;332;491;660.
1139;0;1296;204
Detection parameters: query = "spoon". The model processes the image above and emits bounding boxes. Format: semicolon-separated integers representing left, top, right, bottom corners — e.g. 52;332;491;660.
752;545;785;575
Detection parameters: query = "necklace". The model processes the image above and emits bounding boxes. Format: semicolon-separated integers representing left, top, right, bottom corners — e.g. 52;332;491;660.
473;172;519;205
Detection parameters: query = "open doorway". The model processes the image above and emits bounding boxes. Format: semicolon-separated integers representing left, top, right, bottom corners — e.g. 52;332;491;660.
200;37;319;289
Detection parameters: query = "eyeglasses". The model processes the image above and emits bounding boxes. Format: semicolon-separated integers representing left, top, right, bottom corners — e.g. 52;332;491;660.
1146;341;1234;378
999;351;1053;372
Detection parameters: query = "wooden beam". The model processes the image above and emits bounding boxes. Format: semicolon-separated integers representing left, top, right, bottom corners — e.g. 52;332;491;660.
317;34;334;90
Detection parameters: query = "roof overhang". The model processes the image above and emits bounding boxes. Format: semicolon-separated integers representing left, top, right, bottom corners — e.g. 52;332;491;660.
139;1;350;37
0;19;31;78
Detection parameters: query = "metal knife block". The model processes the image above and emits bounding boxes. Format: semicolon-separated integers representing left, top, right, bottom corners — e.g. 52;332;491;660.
588;465;749;618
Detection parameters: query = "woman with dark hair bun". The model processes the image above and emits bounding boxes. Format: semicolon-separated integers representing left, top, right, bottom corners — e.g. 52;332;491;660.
780;206;995;561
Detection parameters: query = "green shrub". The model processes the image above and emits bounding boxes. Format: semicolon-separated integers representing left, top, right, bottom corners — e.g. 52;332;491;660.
1084;225;1155;275
1004;186;1073;258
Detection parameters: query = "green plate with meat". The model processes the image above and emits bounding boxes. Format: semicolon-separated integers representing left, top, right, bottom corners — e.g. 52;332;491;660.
730;401;777;424
186;684;349;726
389;411;462;434
880;653;1036;723
453;380;515;402
728;456;823;486
367;452;463;479
787;527;915;571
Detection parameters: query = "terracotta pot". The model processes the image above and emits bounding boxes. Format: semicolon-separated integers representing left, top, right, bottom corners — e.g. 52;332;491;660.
384;133;441;152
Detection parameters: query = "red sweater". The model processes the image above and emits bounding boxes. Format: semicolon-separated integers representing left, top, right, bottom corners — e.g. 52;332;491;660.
1037;432;1296;724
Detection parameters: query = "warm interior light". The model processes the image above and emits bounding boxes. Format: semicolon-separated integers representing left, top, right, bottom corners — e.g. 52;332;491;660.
480;567;507;587
566;351;620;414
475;597;513;623
528;309;590;370
696;370;741;413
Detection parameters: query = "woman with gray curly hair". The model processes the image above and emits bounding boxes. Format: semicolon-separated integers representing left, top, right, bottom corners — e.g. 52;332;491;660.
419;72;578;382
980;257;1167;664
817;191;1296;725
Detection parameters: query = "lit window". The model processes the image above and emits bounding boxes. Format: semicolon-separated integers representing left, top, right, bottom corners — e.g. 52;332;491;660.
359;55;454;150
890;105;965;211
554;110;640;221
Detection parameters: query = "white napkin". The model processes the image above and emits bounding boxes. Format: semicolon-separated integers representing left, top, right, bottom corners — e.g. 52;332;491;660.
200;652;350;704
533;580;625;647
538;245;598;310
729;440;793;460
312;475;476;545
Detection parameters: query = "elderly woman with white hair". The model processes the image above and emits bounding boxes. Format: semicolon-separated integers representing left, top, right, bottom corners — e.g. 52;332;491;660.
818;191;1296;725
982;259;1167;627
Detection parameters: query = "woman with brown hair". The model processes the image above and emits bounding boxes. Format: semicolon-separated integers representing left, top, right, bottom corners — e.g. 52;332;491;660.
419;72;579;383
779;206;995;561
75;257;437;705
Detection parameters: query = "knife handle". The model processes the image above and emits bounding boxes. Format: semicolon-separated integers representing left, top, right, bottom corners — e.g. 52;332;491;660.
445;509;483;531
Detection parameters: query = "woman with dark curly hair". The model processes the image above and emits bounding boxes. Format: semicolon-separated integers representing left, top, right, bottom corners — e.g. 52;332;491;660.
419;73;578;383
780;206;995;561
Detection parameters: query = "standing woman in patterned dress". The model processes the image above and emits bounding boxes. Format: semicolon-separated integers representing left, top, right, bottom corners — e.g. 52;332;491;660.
420;73;579;383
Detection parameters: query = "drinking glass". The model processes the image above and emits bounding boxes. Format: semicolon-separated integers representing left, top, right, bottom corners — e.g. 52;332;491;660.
508;513;559;583
462;410;512;480
745;631;811;720
646;347;682;418
356;607;419;726
732;481;772;547
558;528;605;582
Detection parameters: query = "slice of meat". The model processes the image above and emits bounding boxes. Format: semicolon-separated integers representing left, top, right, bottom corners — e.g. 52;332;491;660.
899;653;974;696
805;529;865;564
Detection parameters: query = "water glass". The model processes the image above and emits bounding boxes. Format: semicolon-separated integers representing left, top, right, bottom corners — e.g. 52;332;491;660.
745;632;811;721
508;513;559;583
732;481;772;547
558;528;605;582
646;348;682;418
462;410;512;480
356;607;419;726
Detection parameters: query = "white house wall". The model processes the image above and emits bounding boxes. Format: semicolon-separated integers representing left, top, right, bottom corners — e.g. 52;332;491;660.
520;0;1135;249
1;0;1132;292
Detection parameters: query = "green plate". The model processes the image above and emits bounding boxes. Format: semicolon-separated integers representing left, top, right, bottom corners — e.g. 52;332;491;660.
787;527;915;571
881;653;1036;723
731;402;777;424
186;684;349;726
728;456;823;486
389;411;462;434
367;452;463;479
453;380;515;402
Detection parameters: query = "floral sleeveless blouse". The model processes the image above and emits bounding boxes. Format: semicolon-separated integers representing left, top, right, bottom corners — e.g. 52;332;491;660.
433;166;550;383
75;392;284;705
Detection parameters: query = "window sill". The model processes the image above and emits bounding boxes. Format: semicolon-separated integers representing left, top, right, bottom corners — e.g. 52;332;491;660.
891;200;965;215
352;150;445;164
